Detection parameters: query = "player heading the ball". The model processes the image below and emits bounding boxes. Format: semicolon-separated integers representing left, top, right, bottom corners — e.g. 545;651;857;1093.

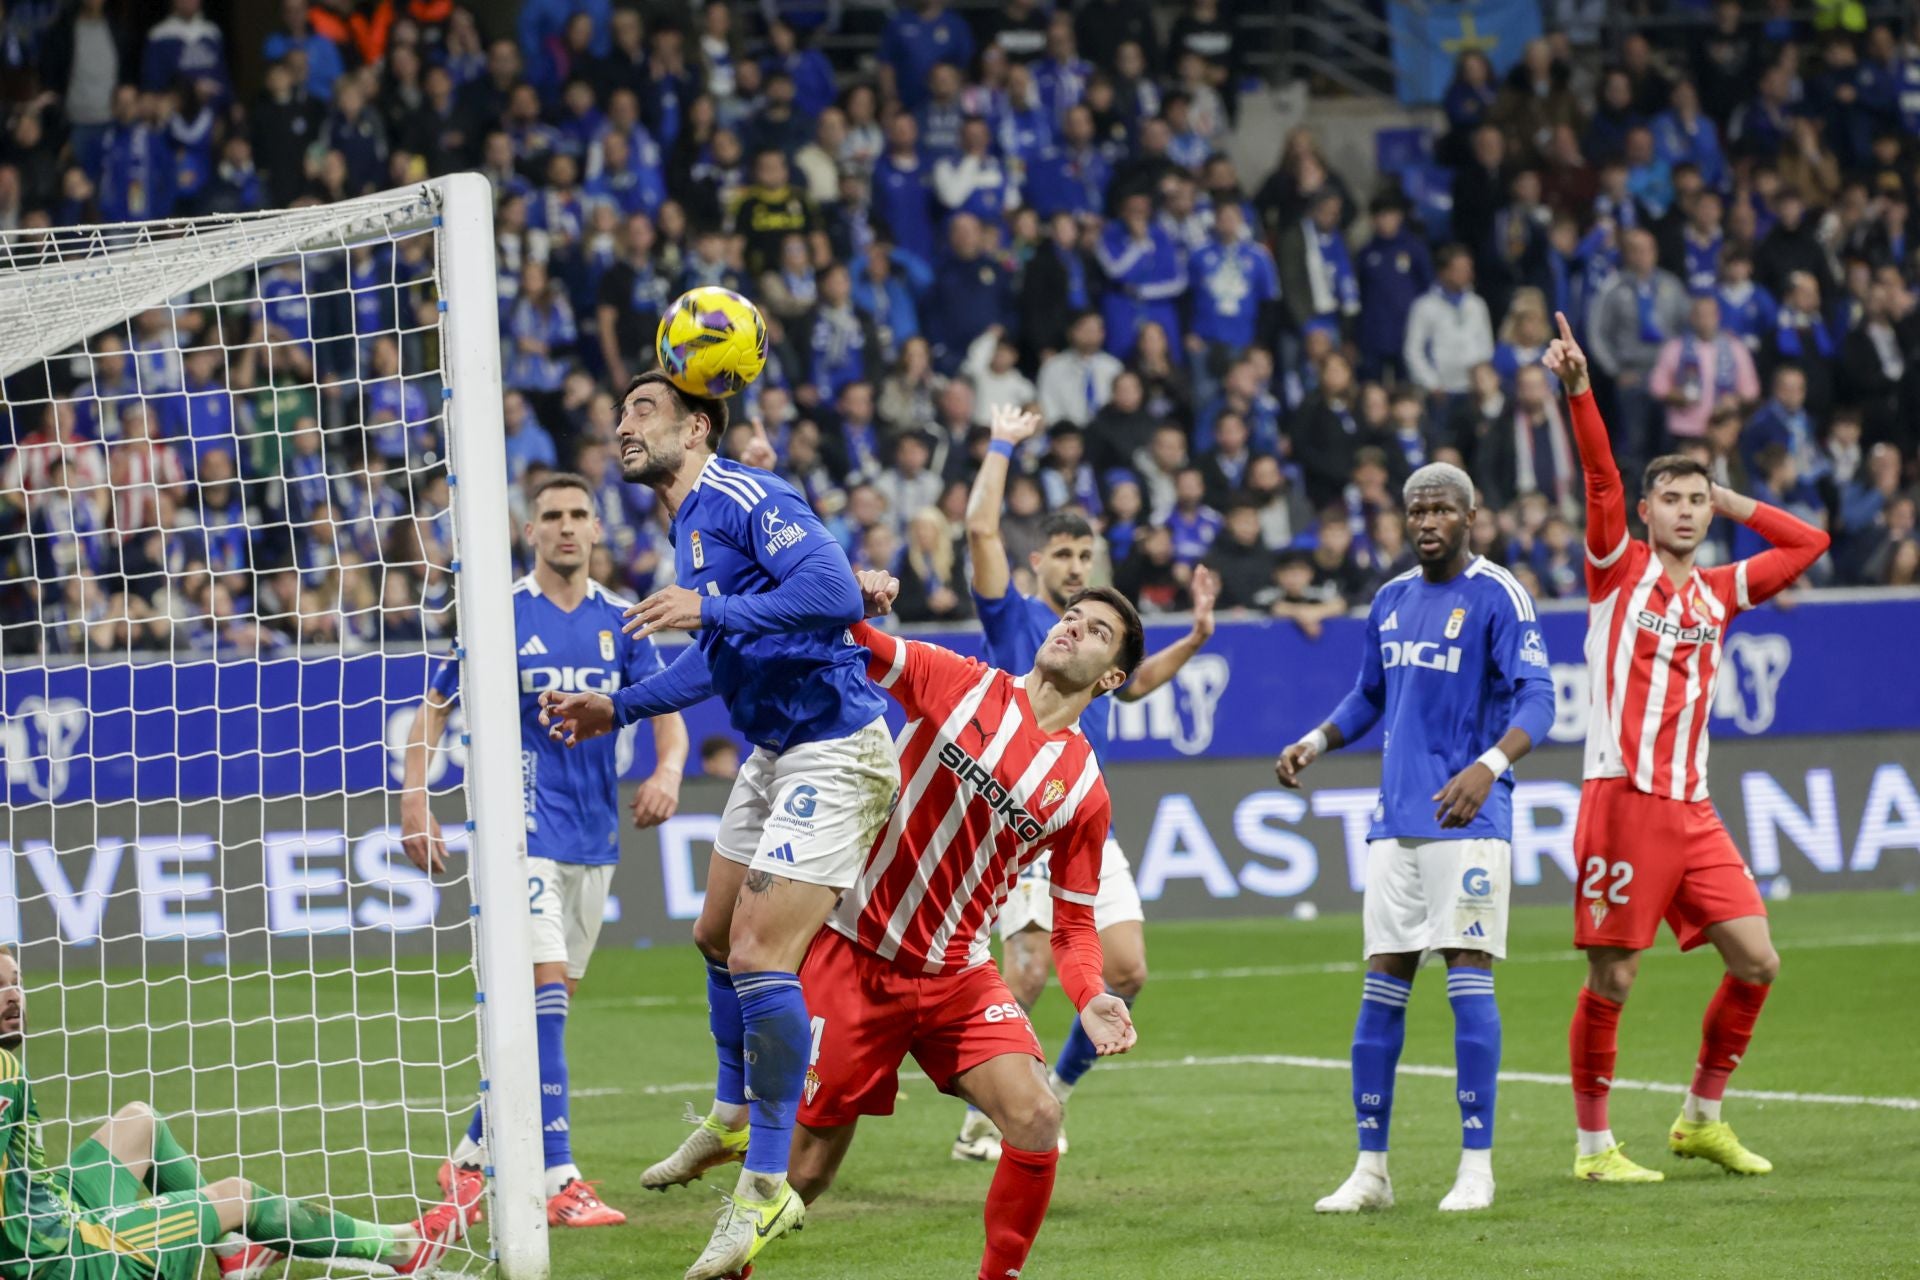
539;371;894;1280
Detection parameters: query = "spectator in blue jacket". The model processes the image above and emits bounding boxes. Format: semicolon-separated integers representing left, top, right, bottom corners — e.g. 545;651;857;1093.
1097;191;1187;359
1025;104;1110;218
924;214;1016;373
262;1;344;102
519;0;610;95
765;20;837;119
934;117;1020;235
1187;201;1280;404
880;0;975;112
853;240;928;357
1652;81;1727;193
91;87;173;222
1354;193;1433;381
873;113;938;266
140;0;228;103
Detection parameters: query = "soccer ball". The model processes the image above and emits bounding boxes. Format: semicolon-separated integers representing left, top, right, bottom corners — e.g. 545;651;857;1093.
654;286;768;399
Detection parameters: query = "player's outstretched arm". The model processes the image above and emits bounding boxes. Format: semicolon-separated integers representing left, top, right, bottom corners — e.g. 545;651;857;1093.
965;404;1044;601
1715;482;1832;608
542;642;715;746
1116;564;1217;703
399;691;453;874
1545;310;1630;567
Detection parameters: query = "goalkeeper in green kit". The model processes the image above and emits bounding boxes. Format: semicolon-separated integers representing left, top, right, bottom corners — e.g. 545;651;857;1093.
0;949;476;1280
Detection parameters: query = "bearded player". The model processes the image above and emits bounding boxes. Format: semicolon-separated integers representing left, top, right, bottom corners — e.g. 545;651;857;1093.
953;404;1217;1162
1543;313;1829;1182
785;571;1139;1280
538;373;896;1279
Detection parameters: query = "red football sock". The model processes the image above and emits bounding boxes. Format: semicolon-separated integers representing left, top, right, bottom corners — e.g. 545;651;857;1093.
1690;974;1771;1101
1570;987;1623;1132
979;1141;1058;1280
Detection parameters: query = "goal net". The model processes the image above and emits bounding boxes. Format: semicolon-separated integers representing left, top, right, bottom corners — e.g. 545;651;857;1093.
0;178;546;1277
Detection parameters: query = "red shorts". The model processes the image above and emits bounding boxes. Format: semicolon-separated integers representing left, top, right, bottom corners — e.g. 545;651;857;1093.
796;927;1044;1128
1572;777;1766;952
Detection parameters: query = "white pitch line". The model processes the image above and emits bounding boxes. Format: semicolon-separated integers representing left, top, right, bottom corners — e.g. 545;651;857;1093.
602;1056;1918;1113
1154;930;1920;983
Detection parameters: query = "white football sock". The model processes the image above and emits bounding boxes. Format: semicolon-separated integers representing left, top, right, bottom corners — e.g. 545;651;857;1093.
1355;1149;1389;1178
1458;1147;1493;1178
1046;1070;1074;1104
711;1100;749;1129
544;1163;581;1199
449;1135;484;1168
1683;1091;1722;1123
1577;1128;1616;1157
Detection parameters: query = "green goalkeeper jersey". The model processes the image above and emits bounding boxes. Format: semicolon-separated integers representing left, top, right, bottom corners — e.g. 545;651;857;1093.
0;1047;86;1278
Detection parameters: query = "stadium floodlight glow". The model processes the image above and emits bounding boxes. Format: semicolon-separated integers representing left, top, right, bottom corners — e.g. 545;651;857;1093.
0;176;548;1279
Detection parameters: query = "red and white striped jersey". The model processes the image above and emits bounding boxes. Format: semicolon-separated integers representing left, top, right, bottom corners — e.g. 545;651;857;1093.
830;621;1110;1002
1569;391;1829;801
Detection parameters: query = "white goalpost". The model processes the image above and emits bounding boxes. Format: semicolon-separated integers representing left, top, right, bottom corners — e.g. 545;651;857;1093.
0;175;548;1278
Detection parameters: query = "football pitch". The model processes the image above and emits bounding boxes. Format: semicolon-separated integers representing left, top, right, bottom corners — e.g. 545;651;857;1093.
27;890;1920;1280
551;890;1918;1280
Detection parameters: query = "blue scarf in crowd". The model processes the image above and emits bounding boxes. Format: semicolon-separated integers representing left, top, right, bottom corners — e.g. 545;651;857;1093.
1775;309;1834;359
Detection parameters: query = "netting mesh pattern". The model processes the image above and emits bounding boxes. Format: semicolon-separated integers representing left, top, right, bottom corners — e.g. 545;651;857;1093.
1;186;490;1272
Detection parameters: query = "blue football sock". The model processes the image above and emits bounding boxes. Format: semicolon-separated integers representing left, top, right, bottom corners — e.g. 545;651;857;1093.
534;982;572;1171
1446;966;1501;1150
1053;988;1130;1087
707;961;747;1111
464;1105;483;1147
734;971;810;1178
1353;973;1411;1152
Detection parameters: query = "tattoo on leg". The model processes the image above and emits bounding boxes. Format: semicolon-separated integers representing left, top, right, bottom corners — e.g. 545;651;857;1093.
743;870;775;895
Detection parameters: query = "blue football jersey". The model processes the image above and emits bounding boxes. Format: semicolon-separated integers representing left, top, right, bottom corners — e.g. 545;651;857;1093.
672;456;886;752
1331;558;1554;843
972;588;1112;765
430;576;666;865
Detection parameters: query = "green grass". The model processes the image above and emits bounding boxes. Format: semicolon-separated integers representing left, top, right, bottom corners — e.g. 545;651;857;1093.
27;892;1920;1279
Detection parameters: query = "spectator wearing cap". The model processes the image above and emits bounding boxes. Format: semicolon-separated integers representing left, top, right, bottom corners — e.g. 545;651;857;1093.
880;0;975;113
1037;310;1122;428
1402;244;1495;402
1354;194;1432;382
924;213;1015;374
1096;190;1187;360
1650;294;1760;443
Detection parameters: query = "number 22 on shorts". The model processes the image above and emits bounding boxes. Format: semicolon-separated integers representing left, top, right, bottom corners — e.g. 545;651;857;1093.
1581;857;1634;904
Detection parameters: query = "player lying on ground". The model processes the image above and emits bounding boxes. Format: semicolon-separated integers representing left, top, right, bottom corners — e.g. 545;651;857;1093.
1544;312;1829;1182
0;950;475;1280
951;404;1217;1163
400;472;689;1229
538;373;897;1280
1276;461;1556;1214
784;571;1139;1280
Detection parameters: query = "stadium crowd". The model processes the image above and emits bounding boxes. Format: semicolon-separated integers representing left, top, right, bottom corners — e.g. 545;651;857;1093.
1;0;1918;658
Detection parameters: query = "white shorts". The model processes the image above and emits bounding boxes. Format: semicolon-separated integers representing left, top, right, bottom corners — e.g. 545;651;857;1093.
996;838;1147;937
1361;837;1511;960
713;716;898;890
526;857;616;980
